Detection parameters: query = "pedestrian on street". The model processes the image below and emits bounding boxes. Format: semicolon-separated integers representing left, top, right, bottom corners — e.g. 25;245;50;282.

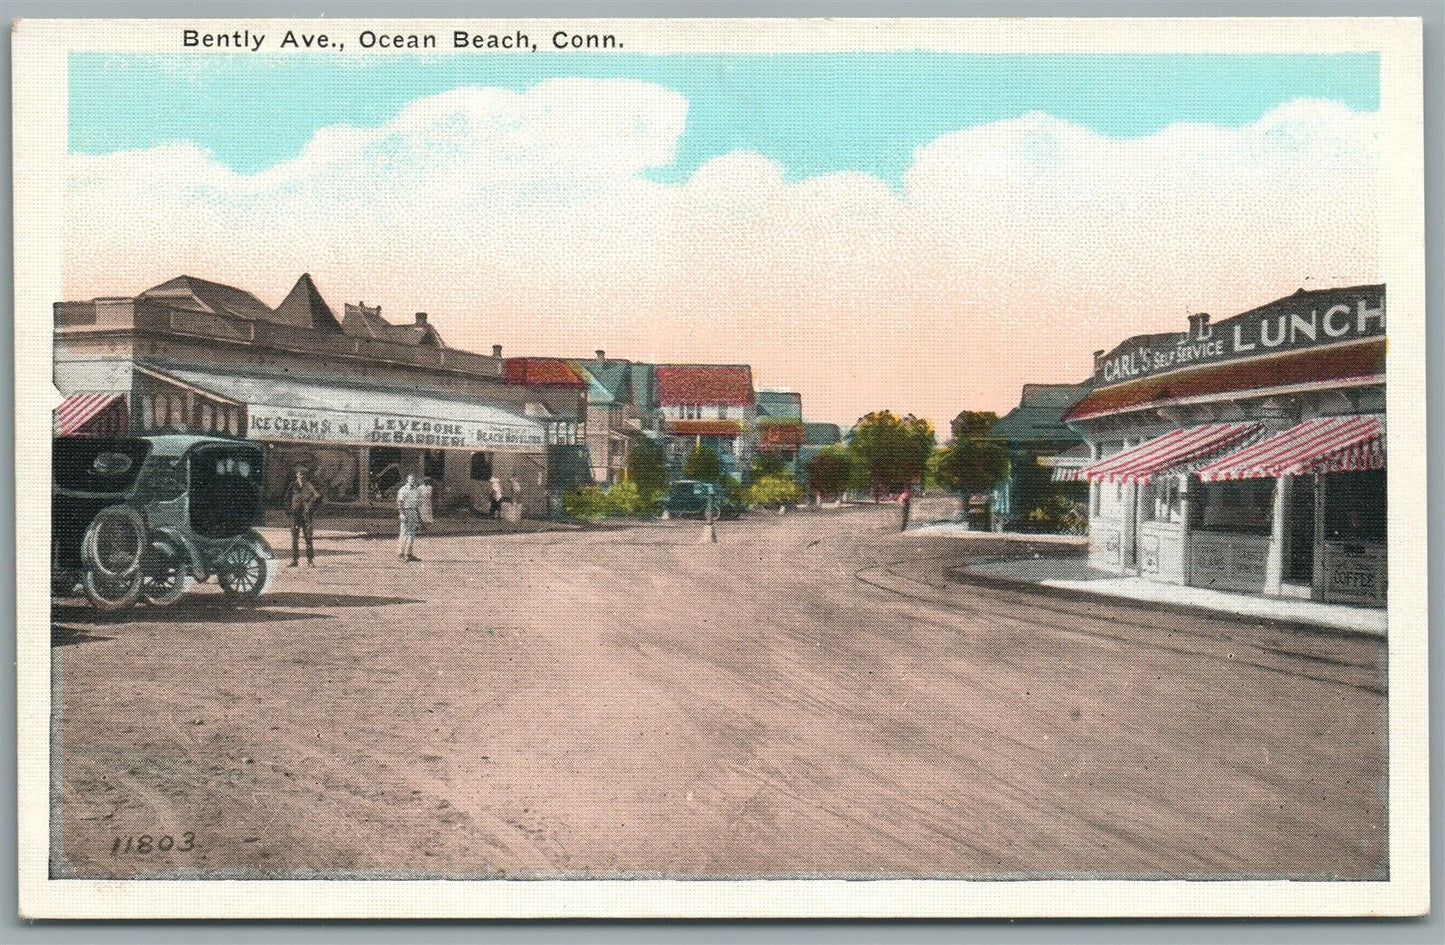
283;467;322;567
419;476;435;529
489;477;504;519
899;483;913;532
397;473;423;562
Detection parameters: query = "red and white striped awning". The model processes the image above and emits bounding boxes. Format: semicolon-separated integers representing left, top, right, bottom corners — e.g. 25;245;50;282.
1196;416;1384;482
1081;423;1260;485
54;392;128;436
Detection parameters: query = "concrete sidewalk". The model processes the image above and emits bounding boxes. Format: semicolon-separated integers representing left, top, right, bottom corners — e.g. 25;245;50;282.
949;556;1387;637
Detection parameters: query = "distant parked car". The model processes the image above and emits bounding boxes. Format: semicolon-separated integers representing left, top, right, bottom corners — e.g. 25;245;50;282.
664;480;743;520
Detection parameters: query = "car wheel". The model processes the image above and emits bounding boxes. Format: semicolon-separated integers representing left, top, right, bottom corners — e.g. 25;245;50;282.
81;566;142;612
141;539;192;607
217;540;273;600
81;506;147;579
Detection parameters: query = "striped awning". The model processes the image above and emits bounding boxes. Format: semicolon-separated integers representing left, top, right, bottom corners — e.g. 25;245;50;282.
1196;416;1384;482
1081;423;1260;485
55;392;128;436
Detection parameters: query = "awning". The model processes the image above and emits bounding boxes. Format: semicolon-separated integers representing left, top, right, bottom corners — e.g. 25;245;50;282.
1081;423;1260;485
1043;444;1092;482
1196;416;1384;482
141;364;547;452
667;419;742;437
55;393;127;436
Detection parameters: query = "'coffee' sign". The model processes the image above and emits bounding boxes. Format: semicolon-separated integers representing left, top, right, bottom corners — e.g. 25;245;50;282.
247;404;546;450
1095;286;1385;387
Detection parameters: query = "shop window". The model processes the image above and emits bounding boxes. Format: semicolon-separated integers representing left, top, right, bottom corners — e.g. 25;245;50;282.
1324;470;1386;543
200;403;214;431
714;405;727;419
1191;479;1273;535
230;410;243;436
469;452;493;481
1145;477;1184;524
424;449;446;480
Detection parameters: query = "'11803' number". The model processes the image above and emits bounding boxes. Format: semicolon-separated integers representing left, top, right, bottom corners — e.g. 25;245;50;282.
111;832;194;855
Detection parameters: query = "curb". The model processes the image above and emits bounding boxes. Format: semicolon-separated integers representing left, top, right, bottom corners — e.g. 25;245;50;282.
943;563;1386;639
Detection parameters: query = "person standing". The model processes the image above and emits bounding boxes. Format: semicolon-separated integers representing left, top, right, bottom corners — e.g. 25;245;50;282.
283;467;322;567
397;473;423;562
899;483;913;533
489;477;504;519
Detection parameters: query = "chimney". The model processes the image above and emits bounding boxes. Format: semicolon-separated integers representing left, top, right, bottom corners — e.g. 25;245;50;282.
595;349;606;364
1092;349;1105;372
414;312;428;326
492;344;503;358
1187;311;1211;341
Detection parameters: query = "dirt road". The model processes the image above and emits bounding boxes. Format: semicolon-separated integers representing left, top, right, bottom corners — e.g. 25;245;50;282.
51;505;1386;879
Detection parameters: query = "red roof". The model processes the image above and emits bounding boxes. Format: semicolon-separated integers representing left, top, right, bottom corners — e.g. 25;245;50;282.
759;422;805;449
1064;340;1385;422
503;358;587;387
667;420;742;437
655;365;754;406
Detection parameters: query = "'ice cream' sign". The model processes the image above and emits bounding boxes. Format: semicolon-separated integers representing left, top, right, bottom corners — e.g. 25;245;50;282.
1095;287;1385;387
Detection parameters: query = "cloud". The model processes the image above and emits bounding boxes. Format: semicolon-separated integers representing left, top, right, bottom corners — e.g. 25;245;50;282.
64;80;1379;430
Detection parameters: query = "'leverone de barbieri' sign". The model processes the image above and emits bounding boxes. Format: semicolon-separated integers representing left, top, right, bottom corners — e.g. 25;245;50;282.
1094;286;1386;387
248;404;546;450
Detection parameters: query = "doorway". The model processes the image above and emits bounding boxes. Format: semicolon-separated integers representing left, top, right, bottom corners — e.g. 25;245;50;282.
1285;475;1316;584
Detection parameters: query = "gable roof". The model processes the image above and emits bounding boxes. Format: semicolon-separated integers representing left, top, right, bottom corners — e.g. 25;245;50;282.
655;364;755;406
802;422;842;446
140;275;273;322
270;273;343;332
571;359;634;406
342;302;445;347
989;382;1092;444
503;357;588;387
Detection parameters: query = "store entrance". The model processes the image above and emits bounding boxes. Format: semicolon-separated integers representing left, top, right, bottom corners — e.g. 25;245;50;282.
1285;476;1316;585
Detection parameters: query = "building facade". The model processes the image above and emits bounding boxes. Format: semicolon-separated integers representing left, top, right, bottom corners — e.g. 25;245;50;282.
986;382;1091;527
1063;285;1386;607
654;364;758;480
54;274;573;517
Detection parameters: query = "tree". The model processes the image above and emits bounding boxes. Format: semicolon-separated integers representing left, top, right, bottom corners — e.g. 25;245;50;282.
683;443;721;483
626;436;668;495
745;450;787;485
936;439;1009;498
847;411;936;493
805;446;852;500
744;472;804;508
951;410;999;443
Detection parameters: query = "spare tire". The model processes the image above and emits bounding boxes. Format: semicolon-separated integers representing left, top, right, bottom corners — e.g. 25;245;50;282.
82;505;147;579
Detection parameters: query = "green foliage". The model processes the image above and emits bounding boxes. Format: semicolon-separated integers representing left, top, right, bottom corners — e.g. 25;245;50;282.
744;472;804;508
847;411;936;490
626;437;669;495
950;410;1000;442
805;446;852;499
562;480;661;520
1024;494;1089;535
745;450;788;485
720;473;745;503
935;437;1010;497
683;444;722;484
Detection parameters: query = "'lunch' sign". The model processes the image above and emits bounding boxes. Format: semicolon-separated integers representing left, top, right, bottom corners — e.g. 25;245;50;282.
1094;286;1385;387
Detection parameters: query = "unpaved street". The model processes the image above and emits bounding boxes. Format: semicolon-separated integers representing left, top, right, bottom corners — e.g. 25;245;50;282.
52;505;1386;879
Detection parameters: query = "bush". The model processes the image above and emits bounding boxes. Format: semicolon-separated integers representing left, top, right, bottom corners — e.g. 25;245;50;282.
562;480;661;520
744;473;804;508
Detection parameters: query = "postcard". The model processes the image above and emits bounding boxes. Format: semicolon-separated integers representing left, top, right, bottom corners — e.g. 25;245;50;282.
12;16;1427;918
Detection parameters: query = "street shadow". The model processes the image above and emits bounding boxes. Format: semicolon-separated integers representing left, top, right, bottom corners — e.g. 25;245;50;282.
52;600;329;625
254;592;423;608
52;624;114;647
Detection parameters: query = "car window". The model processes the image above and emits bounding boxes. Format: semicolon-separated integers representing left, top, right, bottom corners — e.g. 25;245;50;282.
53;437;150;493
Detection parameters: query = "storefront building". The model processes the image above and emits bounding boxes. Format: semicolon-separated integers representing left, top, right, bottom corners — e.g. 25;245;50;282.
654;364;758;480
1062;285;1386;607
54;274;564;517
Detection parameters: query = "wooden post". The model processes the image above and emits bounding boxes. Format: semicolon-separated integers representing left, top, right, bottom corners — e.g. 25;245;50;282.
1265;475;1290;595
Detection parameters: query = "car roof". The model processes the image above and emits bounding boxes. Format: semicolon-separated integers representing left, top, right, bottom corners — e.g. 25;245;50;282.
143;434;262;458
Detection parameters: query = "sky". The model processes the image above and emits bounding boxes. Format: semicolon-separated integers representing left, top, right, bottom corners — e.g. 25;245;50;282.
65;52;1381;432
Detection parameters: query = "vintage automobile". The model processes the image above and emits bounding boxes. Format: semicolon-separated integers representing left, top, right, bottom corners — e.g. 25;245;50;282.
663;479;745;520
53;434;277;611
